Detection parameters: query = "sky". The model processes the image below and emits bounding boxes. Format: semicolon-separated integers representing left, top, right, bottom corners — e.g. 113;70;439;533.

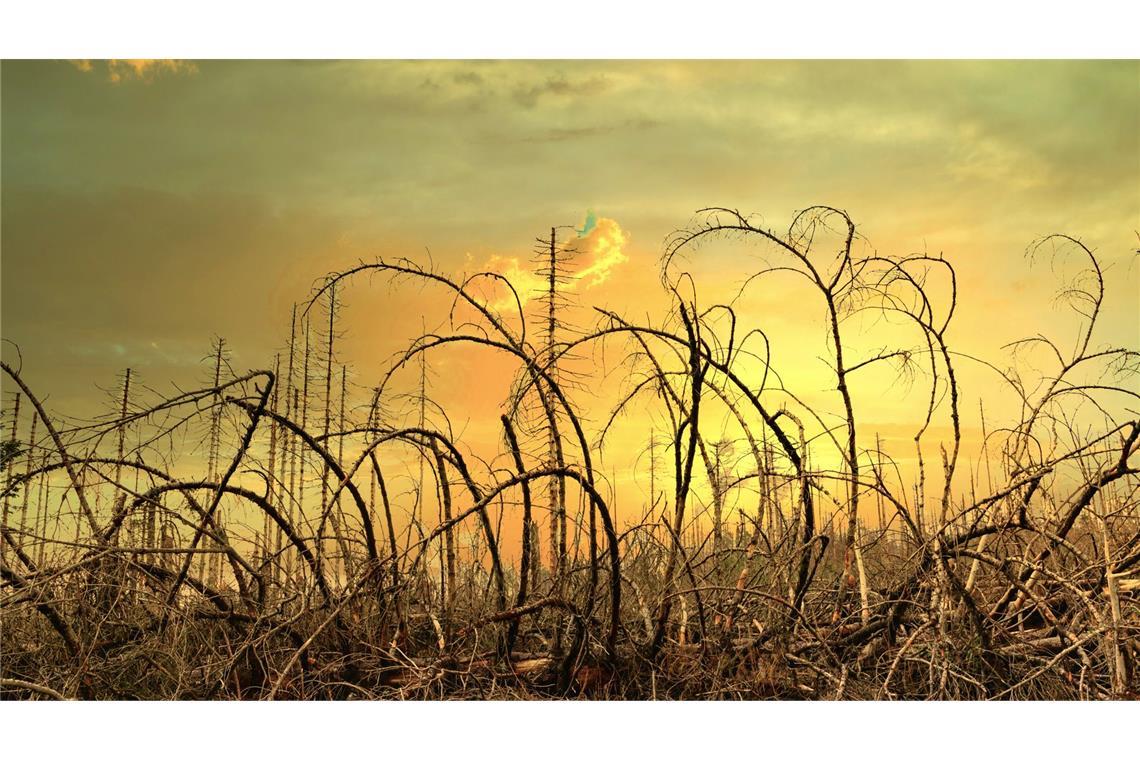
2;60;1138;542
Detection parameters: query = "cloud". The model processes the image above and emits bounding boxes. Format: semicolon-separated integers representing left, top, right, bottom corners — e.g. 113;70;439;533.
521;118;658;143
471;254;541;312
572;216;629;287
512;73;610;107
70;59;197;83
471;214;630;311
452;71;484;86
66;338;208;368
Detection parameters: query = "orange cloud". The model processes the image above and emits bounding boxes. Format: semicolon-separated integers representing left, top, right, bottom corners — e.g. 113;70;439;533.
470;215;630;312
476;253;545;312
573;216;629;287
70;59;197;83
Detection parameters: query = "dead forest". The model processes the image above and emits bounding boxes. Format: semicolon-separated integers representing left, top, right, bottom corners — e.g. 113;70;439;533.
1;206;1137;700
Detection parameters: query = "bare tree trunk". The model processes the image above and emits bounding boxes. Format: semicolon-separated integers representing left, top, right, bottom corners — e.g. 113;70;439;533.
113;369;130;550
320;284;350;584
1098;492;1129;696
2;393;21;562
298;322;311;582
264;354;280;585
198;341;224;584
334;365;354;578
17;413;38;553
280;307;298;584
543;228;565;579
34;448;49;567
432;442;456;628
418;316;427;532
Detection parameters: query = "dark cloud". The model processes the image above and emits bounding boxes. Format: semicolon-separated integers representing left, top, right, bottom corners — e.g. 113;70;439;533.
522;118;659;143
511;73;611;107
452;70;484;86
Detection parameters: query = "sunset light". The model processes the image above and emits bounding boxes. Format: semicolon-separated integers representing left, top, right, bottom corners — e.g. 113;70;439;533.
2;57;1137;706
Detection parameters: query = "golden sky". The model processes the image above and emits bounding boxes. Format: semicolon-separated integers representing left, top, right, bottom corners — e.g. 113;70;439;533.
2;60;1137;542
